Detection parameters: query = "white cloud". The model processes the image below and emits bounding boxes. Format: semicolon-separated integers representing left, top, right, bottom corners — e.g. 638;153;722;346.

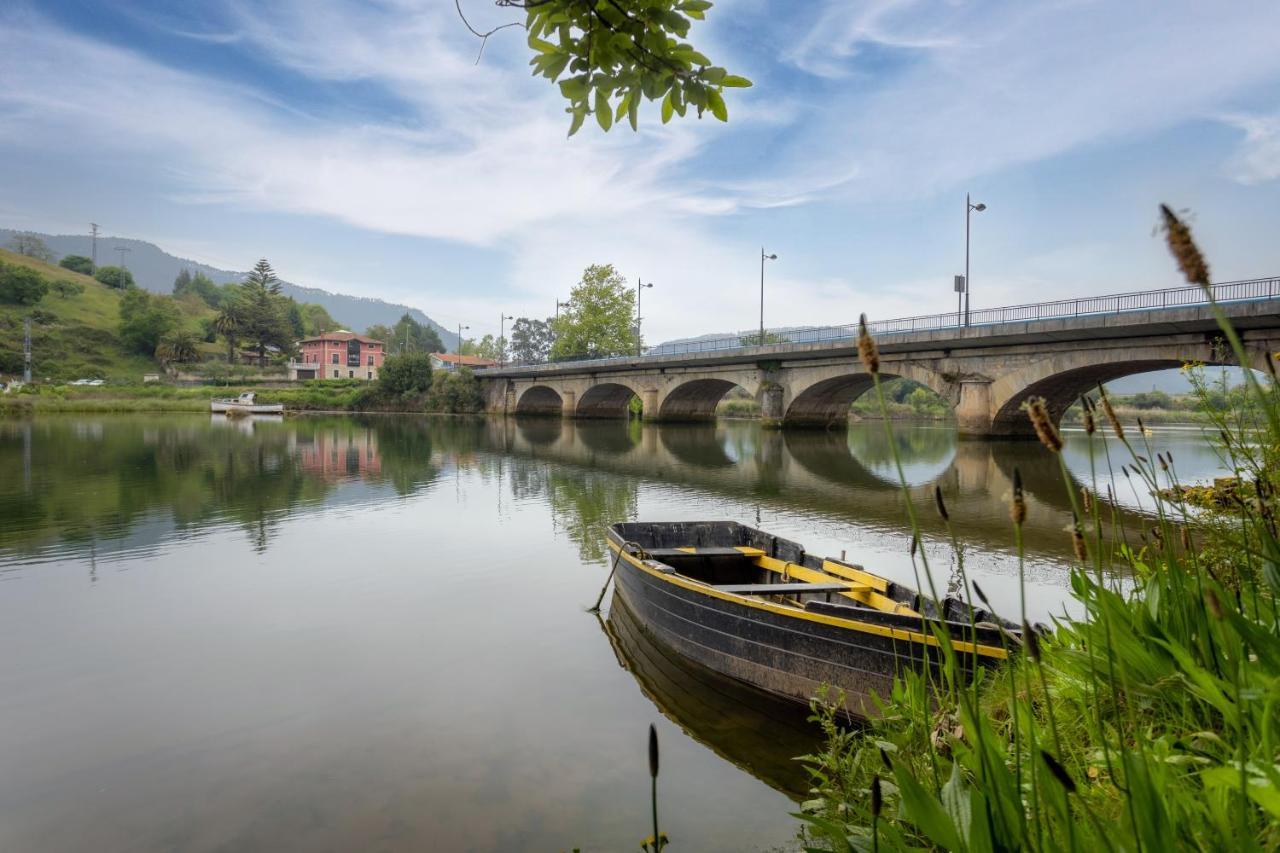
1223;113;1280;184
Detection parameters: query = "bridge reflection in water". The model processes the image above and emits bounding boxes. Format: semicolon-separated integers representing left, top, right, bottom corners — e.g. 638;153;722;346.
495;416;1197;566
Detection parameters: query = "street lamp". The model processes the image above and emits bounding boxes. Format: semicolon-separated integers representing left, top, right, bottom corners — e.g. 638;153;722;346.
636;278;653;356
964;194;986;327
499;314;513;366
760;248;777;345
456;323;469;355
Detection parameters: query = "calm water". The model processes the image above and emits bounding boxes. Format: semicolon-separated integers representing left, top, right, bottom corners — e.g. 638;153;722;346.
0;414;1227;852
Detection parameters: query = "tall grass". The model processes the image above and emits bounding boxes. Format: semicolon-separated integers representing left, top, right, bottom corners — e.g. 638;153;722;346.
797;207;1280;852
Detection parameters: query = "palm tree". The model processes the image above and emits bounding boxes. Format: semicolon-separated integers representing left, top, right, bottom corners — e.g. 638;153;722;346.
214;302;245;364
155;330;200;364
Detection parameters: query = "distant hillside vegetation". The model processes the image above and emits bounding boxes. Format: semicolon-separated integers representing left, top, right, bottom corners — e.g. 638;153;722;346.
0;248;214;381
0;229;457;349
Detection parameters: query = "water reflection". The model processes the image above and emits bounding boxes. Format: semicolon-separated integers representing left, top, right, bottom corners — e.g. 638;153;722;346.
601;591;820;800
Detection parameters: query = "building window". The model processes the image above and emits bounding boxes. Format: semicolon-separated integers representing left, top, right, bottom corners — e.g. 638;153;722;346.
348;370;354;378
367;371;372;380
332;369;338;378
331;353;339;364
367;354;374;366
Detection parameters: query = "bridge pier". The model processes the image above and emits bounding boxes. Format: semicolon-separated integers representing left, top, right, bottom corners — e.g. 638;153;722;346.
954;379;995;440
759;382;785;430
561;389;576;419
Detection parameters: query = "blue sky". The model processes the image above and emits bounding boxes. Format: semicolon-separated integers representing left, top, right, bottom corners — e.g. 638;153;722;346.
1;0;1278;343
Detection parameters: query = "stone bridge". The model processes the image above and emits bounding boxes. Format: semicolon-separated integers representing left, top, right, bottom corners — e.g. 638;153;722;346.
481;279;1280;438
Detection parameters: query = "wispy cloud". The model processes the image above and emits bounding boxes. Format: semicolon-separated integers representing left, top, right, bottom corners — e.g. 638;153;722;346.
1222;112;1280;185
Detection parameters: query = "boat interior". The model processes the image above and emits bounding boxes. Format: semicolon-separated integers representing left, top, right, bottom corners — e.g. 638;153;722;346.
610;521;1015;640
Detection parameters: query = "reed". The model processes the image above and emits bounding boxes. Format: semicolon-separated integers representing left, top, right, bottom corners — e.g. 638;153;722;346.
796;206;1280;852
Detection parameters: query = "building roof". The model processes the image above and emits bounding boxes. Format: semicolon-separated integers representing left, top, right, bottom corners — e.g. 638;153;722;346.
431;352;498;367
298;330;383;345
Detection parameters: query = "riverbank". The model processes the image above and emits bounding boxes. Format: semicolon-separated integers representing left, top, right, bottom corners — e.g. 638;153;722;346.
0;371;486;416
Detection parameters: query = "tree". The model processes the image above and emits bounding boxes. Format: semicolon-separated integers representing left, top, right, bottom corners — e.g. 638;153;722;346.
7;233;53;262
50;279;84;299
465;0;751;136
59;255;94;275
427;367;484;413
374;313;444;355
0;262;49;305
119;289;178;355
213;301;246;363
286;300;307;339
156;329;200;364
191;272;225;308
509;317;554;364
301;303;339;336
173;268;194;297
471;334;504;361
378;352;433;397
236;259;293;363
549;263;638;360
95;265;135;289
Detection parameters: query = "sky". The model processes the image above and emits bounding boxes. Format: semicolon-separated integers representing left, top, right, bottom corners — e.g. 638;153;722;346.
1;0;1279;344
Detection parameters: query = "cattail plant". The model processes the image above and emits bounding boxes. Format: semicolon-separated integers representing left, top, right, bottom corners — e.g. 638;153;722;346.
1024;396;1063;452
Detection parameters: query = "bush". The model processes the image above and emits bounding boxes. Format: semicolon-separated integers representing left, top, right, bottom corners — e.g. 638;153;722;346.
50;279;85;298
0;262;49;305
58;255;94;275
378;352;433;397
95;266;135;289
427;367;484;413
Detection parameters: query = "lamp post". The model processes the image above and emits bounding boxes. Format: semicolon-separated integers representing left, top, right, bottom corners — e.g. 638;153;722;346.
759;248;777;345
964;193;986;327
499;314;513;366
636;279;653;356
456;323;469;355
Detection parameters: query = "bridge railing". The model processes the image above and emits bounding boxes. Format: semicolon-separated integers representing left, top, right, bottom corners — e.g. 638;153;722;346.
493;276;1280;371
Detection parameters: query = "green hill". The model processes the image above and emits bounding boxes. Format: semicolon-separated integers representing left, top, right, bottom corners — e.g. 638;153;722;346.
0;248;213;382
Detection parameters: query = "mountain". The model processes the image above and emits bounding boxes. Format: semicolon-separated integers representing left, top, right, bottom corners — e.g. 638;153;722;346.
0;229;457;350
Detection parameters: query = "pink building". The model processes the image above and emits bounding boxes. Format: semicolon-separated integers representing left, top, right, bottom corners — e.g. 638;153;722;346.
292;331;386;381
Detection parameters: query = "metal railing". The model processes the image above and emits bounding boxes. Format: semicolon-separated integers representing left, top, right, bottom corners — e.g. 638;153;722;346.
490;276;1280;372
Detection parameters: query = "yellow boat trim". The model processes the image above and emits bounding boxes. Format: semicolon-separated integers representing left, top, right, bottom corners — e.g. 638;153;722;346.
608;541;1006;659
819;559;889;592
749;553;921;618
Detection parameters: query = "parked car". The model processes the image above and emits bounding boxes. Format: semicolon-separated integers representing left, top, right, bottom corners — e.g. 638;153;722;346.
68;379;106;386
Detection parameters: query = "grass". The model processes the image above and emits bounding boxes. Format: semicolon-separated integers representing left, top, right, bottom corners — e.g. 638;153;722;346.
0;248;214;383
795;208;1280;852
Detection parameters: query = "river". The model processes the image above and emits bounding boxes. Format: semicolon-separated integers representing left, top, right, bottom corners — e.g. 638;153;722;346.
0;414;1227;852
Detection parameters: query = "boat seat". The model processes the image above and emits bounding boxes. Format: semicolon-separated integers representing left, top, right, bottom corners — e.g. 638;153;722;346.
645;547;765;559
714;582;850;596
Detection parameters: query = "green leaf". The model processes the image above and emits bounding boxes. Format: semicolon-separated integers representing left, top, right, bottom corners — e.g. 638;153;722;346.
567;108;586;137
660;90;674;124
614;89;631;122
894;765;964;851
720;75;752;88
595;90;612;131
627;90;639;131
707;88;727;122
559;75;589;101
528;36;559;54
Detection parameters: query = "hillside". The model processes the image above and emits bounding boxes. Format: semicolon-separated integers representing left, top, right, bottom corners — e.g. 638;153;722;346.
1;229;457;349
0;248;213;382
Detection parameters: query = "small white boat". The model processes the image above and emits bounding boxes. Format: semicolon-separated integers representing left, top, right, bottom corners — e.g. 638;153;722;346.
210;392;284;414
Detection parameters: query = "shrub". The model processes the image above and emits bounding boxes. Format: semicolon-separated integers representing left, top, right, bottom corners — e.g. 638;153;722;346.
0;262;49;305
427;367;484;413
50;279;85;298
95;266;135;289
58;255;94;275
378;352;433;397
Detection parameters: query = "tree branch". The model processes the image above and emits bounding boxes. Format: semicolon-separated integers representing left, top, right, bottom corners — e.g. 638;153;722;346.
455;0;523;65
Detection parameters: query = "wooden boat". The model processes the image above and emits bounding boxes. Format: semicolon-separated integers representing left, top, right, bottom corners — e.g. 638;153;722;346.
210;392;284;415
605;521;1018;718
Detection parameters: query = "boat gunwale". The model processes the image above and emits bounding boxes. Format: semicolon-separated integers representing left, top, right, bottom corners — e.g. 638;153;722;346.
606;535;1008;660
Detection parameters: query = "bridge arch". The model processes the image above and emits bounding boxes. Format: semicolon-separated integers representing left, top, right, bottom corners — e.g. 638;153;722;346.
658;378;753;422
515;385;564;416
784;368;954;429
576;381;641;419
987;346;1229;436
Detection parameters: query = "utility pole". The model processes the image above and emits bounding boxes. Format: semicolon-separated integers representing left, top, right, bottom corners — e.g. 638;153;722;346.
90;223;99;273
456;323;469;355
115;246;131;288
964;193;986;327
23;317;32;383
499;314;513;366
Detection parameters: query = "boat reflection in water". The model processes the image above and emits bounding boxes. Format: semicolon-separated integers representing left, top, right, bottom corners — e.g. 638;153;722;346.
600;590;822;801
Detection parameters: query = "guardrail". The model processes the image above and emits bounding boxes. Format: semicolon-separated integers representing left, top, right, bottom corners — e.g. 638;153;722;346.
490;276;1280;371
